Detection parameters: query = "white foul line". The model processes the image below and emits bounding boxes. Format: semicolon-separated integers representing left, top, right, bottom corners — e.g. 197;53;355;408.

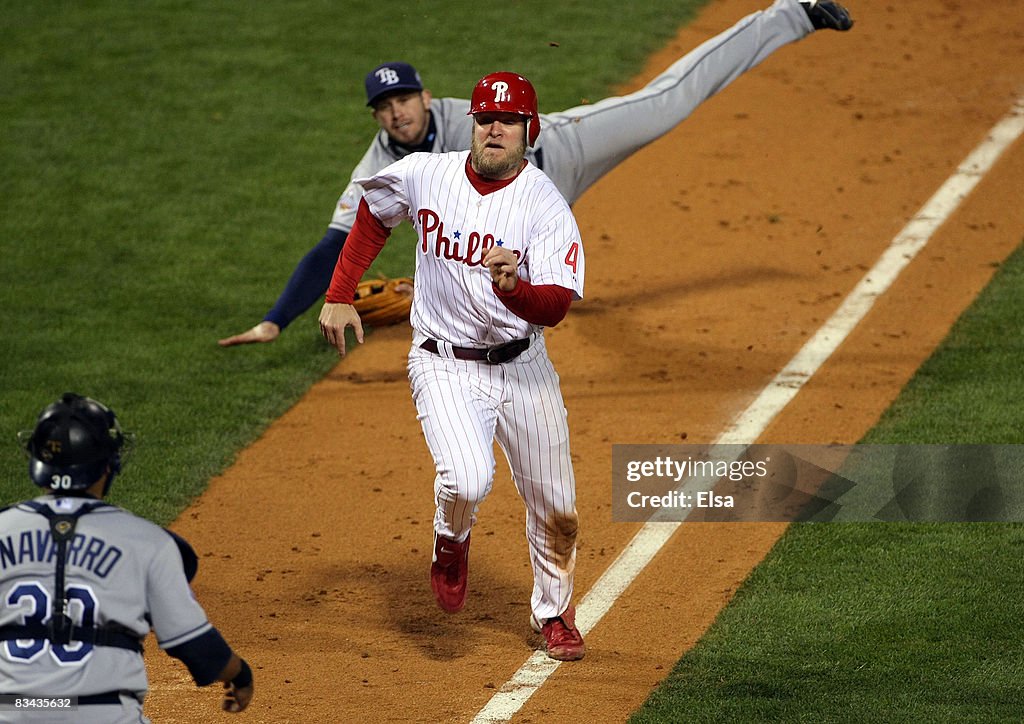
471;97;1024;723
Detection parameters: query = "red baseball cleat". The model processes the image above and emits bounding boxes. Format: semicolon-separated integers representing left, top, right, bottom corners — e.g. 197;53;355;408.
530;604;586;661
430;533;470;613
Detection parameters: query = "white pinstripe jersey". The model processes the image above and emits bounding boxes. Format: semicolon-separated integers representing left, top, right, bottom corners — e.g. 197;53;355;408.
358;151;585;347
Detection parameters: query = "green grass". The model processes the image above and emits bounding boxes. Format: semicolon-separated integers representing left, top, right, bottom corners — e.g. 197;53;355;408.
9;3;1020;721
632;244;1024;723
0;0;709;521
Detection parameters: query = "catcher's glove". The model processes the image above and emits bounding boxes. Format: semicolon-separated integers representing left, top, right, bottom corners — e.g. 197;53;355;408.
352;276;414;326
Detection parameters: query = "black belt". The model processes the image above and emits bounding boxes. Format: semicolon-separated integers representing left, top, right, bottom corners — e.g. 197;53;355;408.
420;337;530;364
79;691;131;705
0;691;131;705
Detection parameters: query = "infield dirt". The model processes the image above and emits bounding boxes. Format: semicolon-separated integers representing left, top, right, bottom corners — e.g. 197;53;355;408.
144;1;1024;721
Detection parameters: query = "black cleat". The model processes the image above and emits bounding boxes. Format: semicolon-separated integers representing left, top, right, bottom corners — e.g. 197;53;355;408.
800;0;854;31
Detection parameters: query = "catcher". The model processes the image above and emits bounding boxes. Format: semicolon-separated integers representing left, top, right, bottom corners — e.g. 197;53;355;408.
0;393;254;721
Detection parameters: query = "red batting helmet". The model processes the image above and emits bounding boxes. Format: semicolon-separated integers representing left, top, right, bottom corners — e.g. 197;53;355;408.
468;72;541;147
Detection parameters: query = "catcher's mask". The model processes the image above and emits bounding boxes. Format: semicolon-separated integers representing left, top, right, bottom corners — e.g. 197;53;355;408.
468;71;540;147
19;392;127;497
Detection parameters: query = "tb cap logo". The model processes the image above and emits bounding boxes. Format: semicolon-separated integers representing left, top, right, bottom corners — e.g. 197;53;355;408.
376;67;401;86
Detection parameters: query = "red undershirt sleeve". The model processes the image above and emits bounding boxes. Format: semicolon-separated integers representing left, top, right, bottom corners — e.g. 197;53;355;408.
493;280;573;327
325;199;392;303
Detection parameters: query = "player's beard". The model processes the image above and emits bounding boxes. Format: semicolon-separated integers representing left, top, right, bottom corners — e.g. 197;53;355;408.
471;135;526;180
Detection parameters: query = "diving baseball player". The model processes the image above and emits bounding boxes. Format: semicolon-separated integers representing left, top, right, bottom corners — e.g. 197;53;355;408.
319;72;587;660
219;0;853;346
0;393;254;722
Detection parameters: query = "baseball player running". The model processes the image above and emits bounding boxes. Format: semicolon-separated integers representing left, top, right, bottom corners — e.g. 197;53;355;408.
319;72;587;660
220;0;853;346
0;394;253;722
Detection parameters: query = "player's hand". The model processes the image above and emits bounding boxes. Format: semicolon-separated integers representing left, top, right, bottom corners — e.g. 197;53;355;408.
484;246;519;292
222;680;253;713
217;654;253;713
319;302;363;357
218;321;281;347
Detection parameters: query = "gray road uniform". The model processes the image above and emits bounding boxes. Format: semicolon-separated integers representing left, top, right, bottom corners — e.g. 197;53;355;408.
0;496;227;724
330;0;813;231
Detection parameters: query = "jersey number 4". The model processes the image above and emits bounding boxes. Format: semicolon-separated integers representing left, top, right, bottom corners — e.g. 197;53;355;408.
564;242;580;274
4;580;98;664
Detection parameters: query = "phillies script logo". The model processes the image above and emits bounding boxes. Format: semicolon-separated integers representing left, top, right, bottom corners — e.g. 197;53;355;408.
417;208;521;267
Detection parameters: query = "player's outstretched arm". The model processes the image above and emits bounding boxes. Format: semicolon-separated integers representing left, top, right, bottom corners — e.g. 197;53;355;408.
319;302;363;357
217;227;348;347
217;320;281;347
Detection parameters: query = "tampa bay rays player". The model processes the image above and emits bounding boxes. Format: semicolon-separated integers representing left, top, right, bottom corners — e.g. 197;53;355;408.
0;393;253;722
219;0;853;346
320;72;587;660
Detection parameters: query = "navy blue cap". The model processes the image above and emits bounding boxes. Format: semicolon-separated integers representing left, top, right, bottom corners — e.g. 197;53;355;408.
365;62;423;107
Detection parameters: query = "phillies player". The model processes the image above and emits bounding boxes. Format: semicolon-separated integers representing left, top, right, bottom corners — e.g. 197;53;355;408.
220;0;853;346
319;72;587;660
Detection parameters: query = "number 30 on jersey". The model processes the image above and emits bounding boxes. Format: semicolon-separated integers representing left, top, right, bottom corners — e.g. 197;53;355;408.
3;581;98;664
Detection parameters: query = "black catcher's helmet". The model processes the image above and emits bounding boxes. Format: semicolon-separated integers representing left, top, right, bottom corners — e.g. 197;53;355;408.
20;392;126;495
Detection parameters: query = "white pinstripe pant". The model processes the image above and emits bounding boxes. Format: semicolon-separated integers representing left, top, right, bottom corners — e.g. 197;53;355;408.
408;335;577;620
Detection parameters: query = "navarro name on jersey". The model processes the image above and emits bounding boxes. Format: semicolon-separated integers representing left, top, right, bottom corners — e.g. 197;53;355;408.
0;530;123;579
